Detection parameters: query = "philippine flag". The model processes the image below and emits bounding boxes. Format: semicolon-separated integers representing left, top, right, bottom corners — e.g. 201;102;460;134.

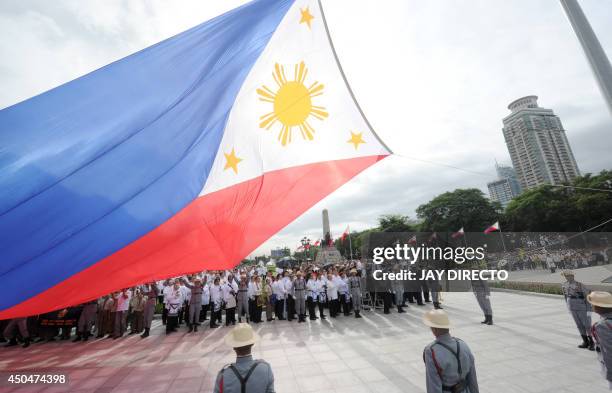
484;222;501;234
0;0;390;318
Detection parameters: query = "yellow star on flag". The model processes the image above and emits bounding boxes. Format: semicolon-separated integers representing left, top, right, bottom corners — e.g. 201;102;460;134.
299;7;314;29
223;148;242;174
347;131;365;150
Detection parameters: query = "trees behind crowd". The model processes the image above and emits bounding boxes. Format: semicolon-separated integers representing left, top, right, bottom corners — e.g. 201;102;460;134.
329;169;612;259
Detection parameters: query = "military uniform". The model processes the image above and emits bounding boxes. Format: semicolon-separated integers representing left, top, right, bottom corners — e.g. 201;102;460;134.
141;284;158;338
293;276;307;322
592;311;612;388
348;274;362;318
423;333;479;393
237;279;249;323
184;279;204;331
561;279;593;349
214;355;275;393
471;279;492;325
74;300;97;341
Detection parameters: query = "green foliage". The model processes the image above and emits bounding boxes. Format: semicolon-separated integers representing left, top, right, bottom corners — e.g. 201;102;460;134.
377;214;416;232
503;170;612;232
416;188;499;232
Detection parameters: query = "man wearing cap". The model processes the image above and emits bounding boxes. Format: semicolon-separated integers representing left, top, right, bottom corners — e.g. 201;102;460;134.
214;323;275;393
561;270;594;350
422;310;479;393
588;291;612;388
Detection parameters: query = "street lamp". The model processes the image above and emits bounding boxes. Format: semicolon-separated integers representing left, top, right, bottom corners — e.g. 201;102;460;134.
300;237;311;263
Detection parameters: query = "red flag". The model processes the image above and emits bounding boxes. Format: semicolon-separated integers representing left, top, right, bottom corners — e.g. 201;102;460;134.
314;240;320;247
452;227;464;239
408;235;417;245
484;222;500;234
341;225;350;241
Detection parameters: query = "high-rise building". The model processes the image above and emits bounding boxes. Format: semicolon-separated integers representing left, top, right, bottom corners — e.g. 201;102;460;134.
487;163;521;208
502;96;580;190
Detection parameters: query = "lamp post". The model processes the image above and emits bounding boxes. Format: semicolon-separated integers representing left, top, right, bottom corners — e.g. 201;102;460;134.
300;237;311;263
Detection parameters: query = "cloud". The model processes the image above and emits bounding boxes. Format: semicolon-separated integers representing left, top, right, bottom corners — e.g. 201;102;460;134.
1;0;611;257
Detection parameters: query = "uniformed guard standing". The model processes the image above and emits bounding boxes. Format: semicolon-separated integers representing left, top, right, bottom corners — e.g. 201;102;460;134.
294;271;307;322
561;270;594;350
422;310;479;393
471;278;492;325
214;323;275;393
427;277;443;309
141;282;159;338
587;291;612;389
73;299;98;342
237;274;250;323
348;269;363;318
183;277;204;332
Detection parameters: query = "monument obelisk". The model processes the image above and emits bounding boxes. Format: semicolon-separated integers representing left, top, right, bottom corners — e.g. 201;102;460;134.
322;209;331;240
315;209;343;265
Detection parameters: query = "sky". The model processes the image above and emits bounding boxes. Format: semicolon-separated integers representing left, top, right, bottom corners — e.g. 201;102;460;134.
1;0;611;257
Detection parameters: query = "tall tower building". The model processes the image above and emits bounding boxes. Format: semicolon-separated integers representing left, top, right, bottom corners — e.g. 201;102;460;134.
487;163;522;208
502;96;580;190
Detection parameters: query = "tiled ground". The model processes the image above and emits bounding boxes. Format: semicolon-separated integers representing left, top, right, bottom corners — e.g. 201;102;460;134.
0;291;608;393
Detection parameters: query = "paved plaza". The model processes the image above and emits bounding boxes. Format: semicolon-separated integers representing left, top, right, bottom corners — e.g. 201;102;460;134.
0;291;608;393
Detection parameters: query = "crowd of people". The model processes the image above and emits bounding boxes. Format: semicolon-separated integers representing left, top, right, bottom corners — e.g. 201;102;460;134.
1;262;379;347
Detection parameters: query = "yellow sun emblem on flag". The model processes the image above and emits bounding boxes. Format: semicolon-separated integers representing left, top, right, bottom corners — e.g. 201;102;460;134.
257;61;328;146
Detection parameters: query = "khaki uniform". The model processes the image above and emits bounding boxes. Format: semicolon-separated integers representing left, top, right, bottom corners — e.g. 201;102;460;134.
423;333;479;393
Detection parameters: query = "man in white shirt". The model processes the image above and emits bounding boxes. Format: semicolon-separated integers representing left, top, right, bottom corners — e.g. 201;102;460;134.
210;277;224;328
113;288;132;339
326;273;339;318
272;274;286;320
284;272;295;321
165;280;185;334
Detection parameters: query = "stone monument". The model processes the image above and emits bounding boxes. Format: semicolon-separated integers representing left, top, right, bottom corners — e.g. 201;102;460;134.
315;209;344;265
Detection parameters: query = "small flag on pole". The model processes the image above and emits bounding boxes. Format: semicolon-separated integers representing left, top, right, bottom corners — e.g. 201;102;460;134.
341;225;350;241
408;235;417;245
452;227;465;239
484;222;500;234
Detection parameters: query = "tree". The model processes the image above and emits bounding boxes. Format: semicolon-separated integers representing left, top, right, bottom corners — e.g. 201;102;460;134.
416;188;500;232
377;214;416;232
503;170;612;232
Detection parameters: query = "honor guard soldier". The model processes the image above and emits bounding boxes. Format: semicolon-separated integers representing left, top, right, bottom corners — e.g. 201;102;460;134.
183;277;204;332
588;291;612;389
471;278;492;325
237;274;250;323
561;270;594;350
293;271;307;322
348;269;363;318
141;282;159;338
214;323;275;393
422;310;479;393
73;299;98;342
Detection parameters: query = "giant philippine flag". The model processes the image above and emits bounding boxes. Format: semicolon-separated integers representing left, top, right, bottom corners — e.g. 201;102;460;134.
0;0;390;318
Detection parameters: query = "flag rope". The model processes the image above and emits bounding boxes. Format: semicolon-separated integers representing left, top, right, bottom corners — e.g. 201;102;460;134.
317;0;393;155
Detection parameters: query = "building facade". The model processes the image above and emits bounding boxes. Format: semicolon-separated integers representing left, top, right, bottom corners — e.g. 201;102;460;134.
502;96;580;190
487;164;521;208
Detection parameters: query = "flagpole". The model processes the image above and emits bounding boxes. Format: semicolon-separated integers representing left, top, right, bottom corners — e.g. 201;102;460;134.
498;226;507;253
348;226;353;261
